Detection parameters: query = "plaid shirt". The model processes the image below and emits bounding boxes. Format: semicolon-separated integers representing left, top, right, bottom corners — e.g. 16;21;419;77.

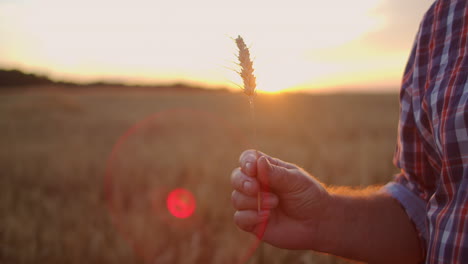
383;0;468;263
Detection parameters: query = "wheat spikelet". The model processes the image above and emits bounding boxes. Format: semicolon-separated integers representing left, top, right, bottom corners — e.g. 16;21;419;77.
235;35;256;96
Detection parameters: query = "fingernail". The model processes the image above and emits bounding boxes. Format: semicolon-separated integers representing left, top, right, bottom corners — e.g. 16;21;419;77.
243;181;253;193
245;162;254;175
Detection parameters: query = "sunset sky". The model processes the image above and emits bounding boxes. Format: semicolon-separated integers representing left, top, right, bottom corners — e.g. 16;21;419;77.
0;0;434;93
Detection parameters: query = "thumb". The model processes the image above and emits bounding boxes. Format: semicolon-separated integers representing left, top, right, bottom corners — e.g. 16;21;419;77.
257;156;291;193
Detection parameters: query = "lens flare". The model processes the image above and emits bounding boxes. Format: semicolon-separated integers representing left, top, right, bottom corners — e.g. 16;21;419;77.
166;188;196;219
104;108;266;263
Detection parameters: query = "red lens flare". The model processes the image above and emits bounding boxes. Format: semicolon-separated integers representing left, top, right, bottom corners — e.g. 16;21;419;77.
166;188;196;219
104;108;267;264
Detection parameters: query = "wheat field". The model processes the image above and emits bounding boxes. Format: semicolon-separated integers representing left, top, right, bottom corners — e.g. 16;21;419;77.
0;88;400;264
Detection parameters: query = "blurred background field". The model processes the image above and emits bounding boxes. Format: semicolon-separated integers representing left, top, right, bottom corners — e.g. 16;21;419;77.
0;87;400;264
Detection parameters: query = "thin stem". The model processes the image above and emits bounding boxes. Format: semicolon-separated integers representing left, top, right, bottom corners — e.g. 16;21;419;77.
249;95;263;264
248;96;257;149
248;95;260;212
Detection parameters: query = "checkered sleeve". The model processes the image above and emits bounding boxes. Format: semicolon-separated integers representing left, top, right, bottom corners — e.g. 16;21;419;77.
383;0;468;262
379;9;436;254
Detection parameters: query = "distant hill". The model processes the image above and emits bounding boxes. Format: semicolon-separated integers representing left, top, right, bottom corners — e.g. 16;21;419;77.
0;69;229;93
0;69;55;87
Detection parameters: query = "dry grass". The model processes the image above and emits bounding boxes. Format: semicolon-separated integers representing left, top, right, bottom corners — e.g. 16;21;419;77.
0;88;400;264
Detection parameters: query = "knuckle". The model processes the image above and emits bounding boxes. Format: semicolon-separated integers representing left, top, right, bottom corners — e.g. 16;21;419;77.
240;149;257;164
233;211;253;232
236;193;256;210
243;149;255;157
231;190;243;209
231;190;237;204
230;168;243;187
233;211;243;227
230;167;239;182
239;151;248;164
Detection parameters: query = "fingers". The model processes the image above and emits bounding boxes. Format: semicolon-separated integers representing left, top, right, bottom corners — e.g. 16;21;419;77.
237;150;299;194
231;190;279;210
233;210;270;233
231;167;259;196
239;150;297;177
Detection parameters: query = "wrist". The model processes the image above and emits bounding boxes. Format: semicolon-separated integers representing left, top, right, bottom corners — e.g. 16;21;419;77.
306;191;337;252
310;192;358;257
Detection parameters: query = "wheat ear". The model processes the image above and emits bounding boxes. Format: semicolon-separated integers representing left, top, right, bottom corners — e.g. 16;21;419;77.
235;36;257;97
235;35;261;213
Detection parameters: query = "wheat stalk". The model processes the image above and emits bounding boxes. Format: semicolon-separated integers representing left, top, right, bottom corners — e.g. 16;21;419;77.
235;35;261;214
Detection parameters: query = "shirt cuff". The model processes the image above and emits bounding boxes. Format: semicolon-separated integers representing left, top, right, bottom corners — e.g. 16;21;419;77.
380;182;428;245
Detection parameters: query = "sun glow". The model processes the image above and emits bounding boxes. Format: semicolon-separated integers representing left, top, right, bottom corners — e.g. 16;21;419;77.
0;0;432;92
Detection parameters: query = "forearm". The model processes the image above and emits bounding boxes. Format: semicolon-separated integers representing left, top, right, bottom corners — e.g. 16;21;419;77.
312;188;422;264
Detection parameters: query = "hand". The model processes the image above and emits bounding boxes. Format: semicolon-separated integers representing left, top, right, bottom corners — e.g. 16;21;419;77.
231;150;330;249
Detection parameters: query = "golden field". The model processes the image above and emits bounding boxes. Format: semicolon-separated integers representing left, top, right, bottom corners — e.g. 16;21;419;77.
0;88;400;264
